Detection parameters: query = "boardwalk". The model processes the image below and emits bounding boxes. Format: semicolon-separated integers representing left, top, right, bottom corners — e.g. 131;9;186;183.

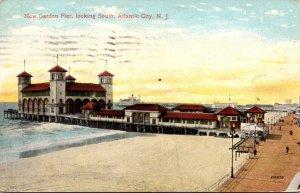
218;114;300;192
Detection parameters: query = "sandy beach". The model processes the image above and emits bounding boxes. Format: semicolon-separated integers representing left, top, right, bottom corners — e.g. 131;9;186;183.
0;133;247;192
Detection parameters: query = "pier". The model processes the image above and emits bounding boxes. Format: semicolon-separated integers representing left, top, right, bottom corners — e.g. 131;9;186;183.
3;110;241;137
3;109;19;119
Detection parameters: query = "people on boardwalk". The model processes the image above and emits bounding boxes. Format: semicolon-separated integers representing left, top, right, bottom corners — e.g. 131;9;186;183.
254;149;257;157
290;130;293;136
286;146;289;154
279;126;281;130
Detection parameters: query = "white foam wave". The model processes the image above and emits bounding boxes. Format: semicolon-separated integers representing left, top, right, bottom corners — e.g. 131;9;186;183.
0;129;124;154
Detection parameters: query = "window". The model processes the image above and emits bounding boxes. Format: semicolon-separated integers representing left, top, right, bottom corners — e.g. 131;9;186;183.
58;73;63;80
174;119;182;123
52;74;55;80
152;119;156;125
231;117;237;121
187;120;194;124
162;118;169;123
127;117;130;122
51;107;54;113
200;120;208;125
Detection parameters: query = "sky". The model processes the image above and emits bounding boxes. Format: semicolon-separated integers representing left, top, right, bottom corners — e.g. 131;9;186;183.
0;0;300;104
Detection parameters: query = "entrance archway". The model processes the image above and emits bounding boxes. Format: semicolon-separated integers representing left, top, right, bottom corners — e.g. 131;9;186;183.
74;99;83;113
23;99;28;113
43;98;49;113
66;99;75;114
98;99;106;109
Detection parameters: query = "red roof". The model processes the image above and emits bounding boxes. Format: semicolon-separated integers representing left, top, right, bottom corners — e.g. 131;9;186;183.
217;106;242;115
21;83;50;92
81;102;94;110
124;104;167;112
98;71;114;77
245;106;266;114
96;109;125;116
66;83;105;92
17;71;32;78
48;65;67;72
66;75;76;80
173;104;208;111
159;112;217;121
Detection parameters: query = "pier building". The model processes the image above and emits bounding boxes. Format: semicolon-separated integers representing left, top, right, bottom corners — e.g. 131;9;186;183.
17;64;114;121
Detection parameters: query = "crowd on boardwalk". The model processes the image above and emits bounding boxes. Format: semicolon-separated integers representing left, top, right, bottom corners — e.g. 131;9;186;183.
218;113;300;192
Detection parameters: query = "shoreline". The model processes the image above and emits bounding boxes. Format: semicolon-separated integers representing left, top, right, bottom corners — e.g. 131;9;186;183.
0;133;248;192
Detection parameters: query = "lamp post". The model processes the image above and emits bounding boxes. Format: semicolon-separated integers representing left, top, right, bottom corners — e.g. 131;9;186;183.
254;124;257;148
230;126;235;178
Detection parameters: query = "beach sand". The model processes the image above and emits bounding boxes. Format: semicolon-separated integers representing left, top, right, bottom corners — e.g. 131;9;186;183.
0;133;247;192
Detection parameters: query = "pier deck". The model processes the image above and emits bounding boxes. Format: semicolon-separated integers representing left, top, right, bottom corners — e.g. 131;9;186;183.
3;110;242;137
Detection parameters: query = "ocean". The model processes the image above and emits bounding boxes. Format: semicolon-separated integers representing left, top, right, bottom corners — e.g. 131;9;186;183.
0;102;140;163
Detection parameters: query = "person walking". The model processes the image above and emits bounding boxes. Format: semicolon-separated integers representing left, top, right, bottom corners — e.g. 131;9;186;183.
290;130;293;136
254;149;257;157
286;146;290;154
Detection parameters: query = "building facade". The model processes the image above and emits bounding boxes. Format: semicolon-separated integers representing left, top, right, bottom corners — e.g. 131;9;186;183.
17;64;114;119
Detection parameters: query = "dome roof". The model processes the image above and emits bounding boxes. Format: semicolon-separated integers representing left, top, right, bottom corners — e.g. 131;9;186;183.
17;71;32;77
98;71;114;77
66;75;76;80
48;65;67;72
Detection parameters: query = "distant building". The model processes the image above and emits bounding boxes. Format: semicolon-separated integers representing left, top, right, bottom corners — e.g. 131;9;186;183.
273;103;297;112
244;104;273;111
212;102;238;110
119;94;141;106
285;99;292;104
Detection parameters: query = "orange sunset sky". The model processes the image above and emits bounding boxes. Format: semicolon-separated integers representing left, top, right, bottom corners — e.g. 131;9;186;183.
0;0;300;105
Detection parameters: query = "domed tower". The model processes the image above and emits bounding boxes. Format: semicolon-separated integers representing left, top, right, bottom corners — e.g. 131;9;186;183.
66;75;76;83
66;67;76;83
48;64;67;115
17;70;32;112
98;70;114;109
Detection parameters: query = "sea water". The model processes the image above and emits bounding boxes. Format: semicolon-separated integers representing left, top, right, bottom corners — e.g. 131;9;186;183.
0;102;141;162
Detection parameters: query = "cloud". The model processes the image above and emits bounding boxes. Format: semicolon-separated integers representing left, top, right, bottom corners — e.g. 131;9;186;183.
35;6;48;10
212;7;222;11
85;5;127;14
1;25;300;104
68;1;76;5
228;6;243;12
280;24;290;28
246;3;252;7
12;15;22;19
177;4;185;8
199;2;206;5
138;8;145;12
265;9;286;16
239;18;249;21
